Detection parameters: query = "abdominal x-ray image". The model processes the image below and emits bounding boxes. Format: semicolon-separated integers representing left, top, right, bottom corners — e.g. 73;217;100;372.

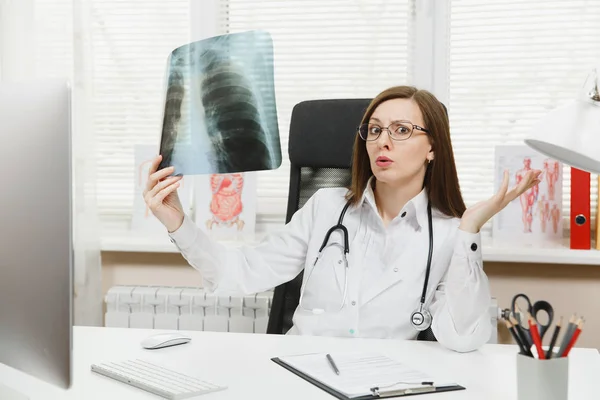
158;30;282;175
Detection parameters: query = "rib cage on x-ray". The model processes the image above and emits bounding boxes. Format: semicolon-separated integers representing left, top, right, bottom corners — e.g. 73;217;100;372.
160;66;184;169
201;49;272;171
159;32;279;175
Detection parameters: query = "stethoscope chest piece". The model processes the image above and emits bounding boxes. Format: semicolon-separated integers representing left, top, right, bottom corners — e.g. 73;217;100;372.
410;306;432;331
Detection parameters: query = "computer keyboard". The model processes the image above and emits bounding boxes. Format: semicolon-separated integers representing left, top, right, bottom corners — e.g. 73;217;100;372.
91;359;227;399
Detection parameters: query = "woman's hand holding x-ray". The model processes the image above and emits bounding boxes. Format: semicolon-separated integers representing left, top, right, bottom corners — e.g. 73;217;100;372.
459;168;543;233
143;154;185;233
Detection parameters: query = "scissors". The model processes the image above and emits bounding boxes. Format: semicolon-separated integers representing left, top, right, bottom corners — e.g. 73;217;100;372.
511;293;554;345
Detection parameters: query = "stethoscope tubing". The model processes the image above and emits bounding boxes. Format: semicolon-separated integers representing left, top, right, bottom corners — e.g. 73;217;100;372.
300;198;434;328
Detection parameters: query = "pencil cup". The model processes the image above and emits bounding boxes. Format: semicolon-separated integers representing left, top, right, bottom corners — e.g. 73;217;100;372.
516;353;569;400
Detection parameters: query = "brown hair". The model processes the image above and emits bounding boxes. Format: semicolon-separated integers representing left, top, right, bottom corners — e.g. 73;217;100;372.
346;86;466;218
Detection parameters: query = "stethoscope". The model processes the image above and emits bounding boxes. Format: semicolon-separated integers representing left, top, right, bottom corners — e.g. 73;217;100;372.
298;199;435;332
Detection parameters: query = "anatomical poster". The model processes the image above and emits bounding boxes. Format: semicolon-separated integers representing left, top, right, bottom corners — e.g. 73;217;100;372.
493;145;563;245
157;30;282;176
194;172;257;241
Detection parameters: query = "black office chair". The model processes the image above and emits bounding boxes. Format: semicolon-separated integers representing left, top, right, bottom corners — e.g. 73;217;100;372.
266;98;437;342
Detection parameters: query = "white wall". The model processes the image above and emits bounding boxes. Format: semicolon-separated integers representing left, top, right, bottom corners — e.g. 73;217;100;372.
101;251;600;349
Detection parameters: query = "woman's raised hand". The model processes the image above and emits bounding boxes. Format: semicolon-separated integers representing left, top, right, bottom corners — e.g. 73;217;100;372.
143;155;185;233
460;169;542;233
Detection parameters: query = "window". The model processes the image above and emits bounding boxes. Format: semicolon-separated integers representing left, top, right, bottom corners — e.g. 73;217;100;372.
32;0;73;79
32;1;597;244
217;0;414;229
89;0;191;233
33;0;414;238
447;0;600;235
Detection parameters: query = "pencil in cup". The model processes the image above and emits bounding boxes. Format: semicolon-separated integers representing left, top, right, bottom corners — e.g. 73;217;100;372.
560;318;584;358
545;317;562;359
508;315;534;357
513;306;533;349
505;319;529;356
527;315;545;360
556;314;578;358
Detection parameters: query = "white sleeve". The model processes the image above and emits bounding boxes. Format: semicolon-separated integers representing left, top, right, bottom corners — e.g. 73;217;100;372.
167;190;321;295
430;229;493;352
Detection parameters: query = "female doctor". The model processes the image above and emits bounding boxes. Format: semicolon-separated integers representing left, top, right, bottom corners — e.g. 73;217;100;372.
143;86;541;353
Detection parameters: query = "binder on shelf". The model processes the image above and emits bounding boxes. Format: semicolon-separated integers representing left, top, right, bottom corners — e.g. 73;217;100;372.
570;168;591;250
271;352;465;399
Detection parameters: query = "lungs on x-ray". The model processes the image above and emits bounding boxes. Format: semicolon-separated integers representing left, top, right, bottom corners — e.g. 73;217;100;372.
158;30;282;175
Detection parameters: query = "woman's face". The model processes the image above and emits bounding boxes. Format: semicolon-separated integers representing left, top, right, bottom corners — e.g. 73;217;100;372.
365;98;433;187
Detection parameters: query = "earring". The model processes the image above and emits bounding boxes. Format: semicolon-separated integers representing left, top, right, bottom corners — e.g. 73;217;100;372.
428;159;432;164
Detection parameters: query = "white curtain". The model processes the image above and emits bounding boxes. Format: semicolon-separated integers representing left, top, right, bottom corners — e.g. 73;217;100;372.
0;0;103;325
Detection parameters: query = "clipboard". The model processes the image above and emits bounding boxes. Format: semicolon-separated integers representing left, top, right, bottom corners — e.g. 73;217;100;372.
271;355;465;399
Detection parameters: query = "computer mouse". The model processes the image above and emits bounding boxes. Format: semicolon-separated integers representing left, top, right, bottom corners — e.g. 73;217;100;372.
141;332;192;350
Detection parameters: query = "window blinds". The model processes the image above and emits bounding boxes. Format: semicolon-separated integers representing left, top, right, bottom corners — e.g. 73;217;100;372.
88;0;190;231
217;0;413;227
448;0;600;234
32;0;412;234
32;0;73;79
35;1;595;241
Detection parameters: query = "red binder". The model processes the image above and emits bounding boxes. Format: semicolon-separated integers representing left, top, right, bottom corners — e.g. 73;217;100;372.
596;177;600;250
570;167;591;250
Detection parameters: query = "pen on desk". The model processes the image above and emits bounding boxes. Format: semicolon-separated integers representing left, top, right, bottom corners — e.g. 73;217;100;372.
560;318;584;358
556;314;577;358
509;315;533;357
326;354;340;375
546;317;562;359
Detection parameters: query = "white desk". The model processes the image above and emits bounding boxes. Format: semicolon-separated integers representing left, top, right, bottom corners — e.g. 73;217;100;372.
1;326;598;399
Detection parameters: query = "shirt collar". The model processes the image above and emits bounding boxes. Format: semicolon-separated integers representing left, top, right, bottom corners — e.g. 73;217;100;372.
359;176;429;230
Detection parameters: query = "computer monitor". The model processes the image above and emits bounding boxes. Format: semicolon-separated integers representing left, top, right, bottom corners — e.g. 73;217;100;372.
0;79;72;397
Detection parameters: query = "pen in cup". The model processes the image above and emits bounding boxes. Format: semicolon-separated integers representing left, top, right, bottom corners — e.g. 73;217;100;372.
326;353;340;375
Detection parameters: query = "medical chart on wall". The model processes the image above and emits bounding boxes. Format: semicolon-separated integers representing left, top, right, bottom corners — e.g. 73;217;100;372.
157;30;282;176
193;172;257;241
493;145;563;245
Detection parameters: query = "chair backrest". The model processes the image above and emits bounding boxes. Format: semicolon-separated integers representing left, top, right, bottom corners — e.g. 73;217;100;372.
266;99;369;335
266;98;437;342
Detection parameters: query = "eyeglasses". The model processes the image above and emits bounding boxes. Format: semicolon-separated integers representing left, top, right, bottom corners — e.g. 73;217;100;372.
357;121;429;141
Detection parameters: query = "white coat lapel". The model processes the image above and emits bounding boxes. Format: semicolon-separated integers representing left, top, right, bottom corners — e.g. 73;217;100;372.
359;229;427;306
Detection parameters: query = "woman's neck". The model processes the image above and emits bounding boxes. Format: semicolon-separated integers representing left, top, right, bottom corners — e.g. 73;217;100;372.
373;177;424;226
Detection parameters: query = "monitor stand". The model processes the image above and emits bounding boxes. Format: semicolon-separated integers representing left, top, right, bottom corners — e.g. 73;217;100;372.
0;383;29;400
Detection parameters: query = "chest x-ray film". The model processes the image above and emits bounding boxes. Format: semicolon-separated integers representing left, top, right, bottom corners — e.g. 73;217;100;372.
158;30;282;175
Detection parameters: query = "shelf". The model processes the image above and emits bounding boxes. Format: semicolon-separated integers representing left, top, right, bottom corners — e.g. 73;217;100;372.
100;233;254;253
101;234;179;253
101;234;600;265
481;242;600;265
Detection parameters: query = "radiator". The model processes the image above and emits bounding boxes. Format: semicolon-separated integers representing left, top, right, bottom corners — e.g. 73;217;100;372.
105;286;273;334
105;286;499;343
